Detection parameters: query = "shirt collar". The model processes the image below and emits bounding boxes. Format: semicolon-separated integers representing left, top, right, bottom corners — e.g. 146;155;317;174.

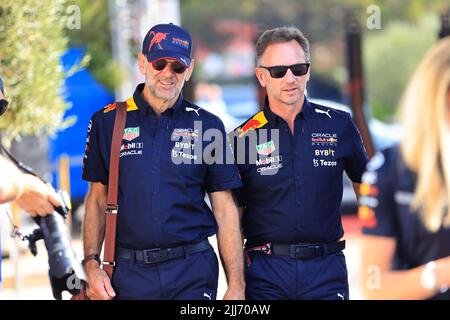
132;83;183;117
262;95;312;124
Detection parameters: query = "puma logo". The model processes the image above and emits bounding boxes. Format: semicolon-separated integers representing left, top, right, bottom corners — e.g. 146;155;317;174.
203;292;212;300
186;107;201;116
315;108;331;119
337;292;345;300
149;31;169;50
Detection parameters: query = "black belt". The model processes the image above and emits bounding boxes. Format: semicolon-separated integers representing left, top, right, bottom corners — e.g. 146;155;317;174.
245;240;345;259
116;240;211;264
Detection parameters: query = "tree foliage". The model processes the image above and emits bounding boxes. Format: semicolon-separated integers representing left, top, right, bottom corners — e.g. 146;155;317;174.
66;0;123;92
364;14;439;120
0;0;73;143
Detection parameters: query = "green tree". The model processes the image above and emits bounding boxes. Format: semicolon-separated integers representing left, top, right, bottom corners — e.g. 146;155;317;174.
364;14;439;121
345;0;449;25
66;0;123;92
0;0;74;144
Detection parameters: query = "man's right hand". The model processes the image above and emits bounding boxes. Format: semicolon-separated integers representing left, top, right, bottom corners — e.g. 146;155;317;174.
85;261;116;300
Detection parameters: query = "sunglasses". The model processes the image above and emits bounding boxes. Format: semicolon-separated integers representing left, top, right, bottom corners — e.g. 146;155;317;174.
151;59;187;74
258;63;310;78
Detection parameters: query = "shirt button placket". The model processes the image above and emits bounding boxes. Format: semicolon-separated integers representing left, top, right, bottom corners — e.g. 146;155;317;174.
152;116;162;239
294;118;305;230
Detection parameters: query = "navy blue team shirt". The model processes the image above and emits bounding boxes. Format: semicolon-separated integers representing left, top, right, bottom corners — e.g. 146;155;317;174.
231;97;368;244
83;83;242;249
360;147;450;270
359;146;450;299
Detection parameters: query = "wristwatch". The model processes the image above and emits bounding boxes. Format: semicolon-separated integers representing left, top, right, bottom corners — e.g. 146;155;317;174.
82;254;101;267
420;261;437;291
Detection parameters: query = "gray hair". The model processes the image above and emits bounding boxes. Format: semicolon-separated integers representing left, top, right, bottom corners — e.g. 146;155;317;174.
255;26;311;65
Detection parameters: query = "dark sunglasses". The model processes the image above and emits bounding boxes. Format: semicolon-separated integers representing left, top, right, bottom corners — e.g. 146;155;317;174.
151;59;187;74
258;63;310;78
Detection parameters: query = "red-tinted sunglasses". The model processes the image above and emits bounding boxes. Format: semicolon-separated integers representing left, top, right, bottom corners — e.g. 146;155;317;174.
151;59;187;74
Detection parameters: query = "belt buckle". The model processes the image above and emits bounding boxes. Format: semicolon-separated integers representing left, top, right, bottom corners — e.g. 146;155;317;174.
289;244;322;259
290;245;306;259
143;248;168;264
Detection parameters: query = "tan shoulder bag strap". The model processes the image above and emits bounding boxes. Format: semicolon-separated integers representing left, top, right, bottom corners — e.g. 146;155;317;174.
102;101;127;278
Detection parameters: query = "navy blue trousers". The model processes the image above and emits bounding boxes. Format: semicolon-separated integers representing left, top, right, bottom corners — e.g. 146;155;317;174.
245;251;349;300
112;246;218;300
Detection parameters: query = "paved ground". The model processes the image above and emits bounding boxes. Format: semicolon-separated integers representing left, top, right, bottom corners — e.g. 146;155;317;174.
0;216;363;300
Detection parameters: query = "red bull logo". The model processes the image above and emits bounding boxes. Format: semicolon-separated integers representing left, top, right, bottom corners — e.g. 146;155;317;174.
311;132;338;145
149;31;169;50
239;119;261;137
103;103;116;113
172;37;189;49
237;111;268;138
103;100;138;113
171;128;199;140
312;137;338;143
191;131;199;139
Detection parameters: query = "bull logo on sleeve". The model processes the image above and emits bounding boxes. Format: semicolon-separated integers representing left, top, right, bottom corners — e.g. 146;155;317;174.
236;111;268;138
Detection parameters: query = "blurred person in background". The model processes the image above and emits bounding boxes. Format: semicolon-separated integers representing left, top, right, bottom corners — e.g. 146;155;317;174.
358;37;450;300
195;82;235;131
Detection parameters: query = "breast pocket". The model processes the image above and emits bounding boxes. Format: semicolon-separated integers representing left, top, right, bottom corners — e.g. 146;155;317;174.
161;150;207;191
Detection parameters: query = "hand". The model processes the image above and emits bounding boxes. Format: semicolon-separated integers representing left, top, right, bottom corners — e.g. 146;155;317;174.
15;174;62;217
434;256;450;289
85;261;116;300
223;282;245;300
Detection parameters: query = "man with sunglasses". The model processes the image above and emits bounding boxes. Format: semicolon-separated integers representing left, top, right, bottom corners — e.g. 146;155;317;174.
230;26;368;300
82;23;245;300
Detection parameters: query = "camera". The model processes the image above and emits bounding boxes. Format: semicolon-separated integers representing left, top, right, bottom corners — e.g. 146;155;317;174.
25;190;86;300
